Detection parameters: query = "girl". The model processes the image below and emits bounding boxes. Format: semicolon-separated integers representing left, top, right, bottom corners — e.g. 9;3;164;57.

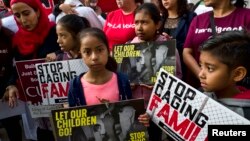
54;14;90;61
67;27;149;128
68;27;132;106
130;3;182;141
132;2;182;79
131;2;182;97
158;0;196;81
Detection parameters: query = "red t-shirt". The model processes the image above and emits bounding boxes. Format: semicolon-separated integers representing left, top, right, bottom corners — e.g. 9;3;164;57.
184;8;250;62
103;9;136;50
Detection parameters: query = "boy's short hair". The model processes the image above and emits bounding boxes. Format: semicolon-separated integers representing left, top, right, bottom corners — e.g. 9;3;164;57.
200;30;250;87
200;30;250;71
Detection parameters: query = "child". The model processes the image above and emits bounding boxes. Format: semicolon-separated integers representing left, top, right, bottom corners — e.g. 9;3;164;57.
132;2;182;79
199;30;250;120
49;14;90;61
67;27;149;122
130;3;182;141
68;27;130;106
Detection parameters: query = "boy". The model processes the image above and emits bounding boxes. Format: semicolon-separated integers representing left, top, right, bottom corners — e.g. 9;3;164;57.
199;30;250;120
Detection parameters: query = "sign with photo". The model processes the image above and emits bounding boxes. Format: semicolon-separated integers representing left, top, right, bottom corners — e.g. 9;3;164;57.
113;40;176;85
51;99;149;141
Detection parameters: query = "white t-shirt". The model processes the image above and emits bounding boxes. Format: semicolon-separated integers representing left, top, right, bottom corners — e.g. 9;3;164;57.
56;6;103;29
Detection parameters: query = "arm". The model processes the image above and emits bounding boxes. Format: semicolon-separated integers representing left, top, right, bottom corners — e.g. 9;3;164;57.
77;7;103;29
183;48;201;78
182;16;201;79
59;3;77;14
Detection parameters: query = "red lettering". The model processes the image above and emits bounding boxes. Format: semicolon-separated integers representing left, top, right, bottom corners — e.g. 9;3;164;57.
58;82;69;97
156;103;202;141
189;126;201;141
156;103;170;123
51;82;68;98
148;94;162;111
184;122;196;139
204;136;208;141
51;83;59;98
169;111;191;136
41;83;48;98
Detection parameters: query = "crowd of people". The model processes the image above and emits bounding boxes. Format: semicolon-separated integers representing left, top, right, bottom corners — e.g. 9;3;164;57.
0;0;250;141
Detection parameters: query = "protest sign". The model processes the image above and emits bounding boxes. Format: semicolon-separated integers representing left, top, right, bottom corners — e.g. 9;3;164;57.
16;59;45;104
36;59;88;105
147;68;250;141
113;40;176;85
16;59;63;118
51;99;149;141
0;99;25;119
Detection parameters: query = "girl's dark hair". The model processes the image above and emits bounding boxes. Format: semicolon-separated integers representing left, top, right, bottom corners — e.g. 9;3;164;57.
135;2;161;24
200;30;250;88
57;14;90;38
57;14;90;51
79;28;117;72
234;0;248;8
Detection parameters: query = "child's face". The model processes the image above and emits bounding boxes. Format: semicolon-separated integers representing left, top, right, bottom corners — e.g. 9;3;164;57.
199;51;235;92
134;10;160;42
80;35;109;71
56;24;76;52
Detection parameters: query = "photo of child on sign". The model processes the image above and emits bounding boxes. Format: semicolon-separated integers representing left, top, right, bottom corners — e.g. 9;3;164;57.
50;99;149;141
113;40;176;84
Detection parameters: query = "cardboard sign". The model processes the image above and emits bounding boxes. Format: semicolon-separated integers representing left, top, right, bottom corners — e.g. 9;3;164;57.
147;68;250;141
16;59;63;118
113;40;176;85
51;99;149;141
36;59;88;105
0;99;25;119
